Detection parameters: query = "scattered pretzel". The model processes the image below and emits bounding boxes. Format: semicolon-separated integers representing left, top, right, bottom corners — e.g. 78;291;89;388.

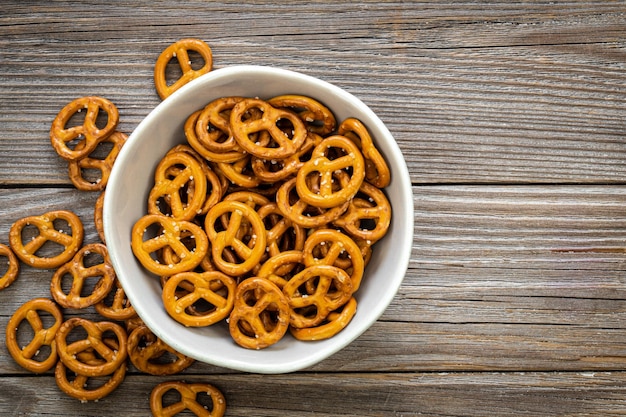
0;243;19;290
9;210;84;269
55;357;126;402
50;243;116;309
127;325;195;375
94;277;137;321
5;298;64;373
150;380;226;417
55;317;128;377
67;130;128;191
154;38;213;100
50;96;119;161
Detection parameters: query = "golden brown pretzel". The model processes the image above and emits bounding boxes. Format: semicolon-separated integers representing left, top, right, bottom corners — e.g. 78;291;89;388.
268;94;337;136
5;298;64;373
195;96;247;153
9;210;84;269
250;132;322;183
282;264;353;328
303;228;365;292
94;190;106;244
338;117;391;188
150;380;226;417
257;202;306;259
185;110;247;164
94;278;137;321
50;96;119;161
55;317;128;377
166;144;224;214
0;243;19;290
332;180;392;243
154;38;213;100
148;150;208;221
230;98;308;160
257;250;306;289
204;201;267;276
131;214;209;276
127;325;195;375
295;135;366;209
55;357;126;402
275;177;349;228
50;243;116;309
215;155;261;188
67;130;127;191
162;271;237;327
290;297;357;341
228;277;290;349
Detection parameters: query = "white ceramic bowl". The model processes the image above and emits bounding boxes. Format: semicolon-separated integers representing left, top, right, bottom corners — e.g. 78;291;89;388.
104;65;413;374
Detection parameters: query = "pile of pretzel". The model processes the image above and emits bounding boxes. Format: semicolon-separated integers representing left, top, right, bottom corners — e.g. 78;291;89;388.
131;90;392;349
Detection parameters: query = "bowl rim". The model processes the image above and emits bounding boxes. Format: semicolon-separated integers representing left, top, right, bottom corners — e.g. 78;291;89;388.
104;64;414;373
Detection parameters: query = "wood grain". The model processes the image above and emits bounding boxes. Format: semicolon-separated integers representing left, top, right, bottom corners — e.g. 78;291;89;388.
0;1;625;415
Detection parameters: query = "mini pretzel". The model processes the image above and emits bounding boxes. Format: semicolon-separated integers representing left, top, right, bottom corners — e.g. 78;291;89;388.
296;135;366;208
162;271;236;327
230;98;308;160
185;110;246;164
67;130;128;191
275;177;349;228
148;150;208;221
204;201;267;276
9;210;84;269
338;117;391;188
55;357;126;402
150;380;226;417
166;144;224;214
131;214;209;276
50;96;119;161
0;243;19;290
332;180;392;243
195;96;247;153
94;278;137;321
50;243;116;309
290;297;357;341
127;325;195;375
56;317;128;377
228;277;290;349
282;265;353;328
250;132;322;183
154;38;213;100
268;94;337;136
303;228;365;292
257;250;306;289
215;155;261;188
94;190;106;243
5;298;63;373
257;202;306;259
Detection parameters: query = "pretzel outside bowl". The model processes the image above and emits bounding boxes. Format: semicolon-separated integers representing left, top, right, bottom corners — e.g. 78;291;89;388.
50;96;119;161
5;298;64;373
9;210;84;269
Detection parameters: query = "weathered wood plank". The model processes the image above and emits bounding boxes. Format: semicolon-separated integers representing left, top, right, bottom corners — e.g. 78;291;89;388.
1;372;626;416
0;2;624;185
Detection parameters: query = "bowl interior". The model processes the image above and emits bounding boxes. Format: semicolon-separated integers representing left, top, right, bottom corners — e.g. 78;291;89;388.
104;65;413;373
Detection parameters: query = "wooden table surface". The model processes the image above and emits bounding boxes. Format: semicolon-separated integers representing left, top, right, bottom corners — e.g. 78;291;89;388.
1;1;625;416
